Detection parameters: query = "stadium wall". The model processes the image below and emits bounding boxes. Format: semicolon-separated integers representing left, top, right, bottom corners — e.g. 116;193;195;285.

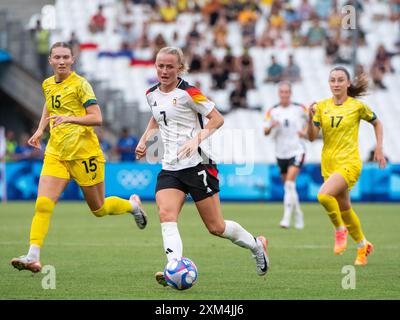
3;162;400;202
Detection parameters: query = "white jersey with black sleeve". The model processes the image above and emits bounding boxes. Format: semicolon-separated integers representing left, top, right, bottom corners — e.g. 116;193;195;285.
264;102;308;159
146;78;215;170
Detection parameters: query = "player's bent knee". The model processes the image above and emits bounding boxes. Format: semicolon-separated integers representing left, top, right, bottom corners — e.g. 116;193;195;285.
317;193;333;206
35;196;55;215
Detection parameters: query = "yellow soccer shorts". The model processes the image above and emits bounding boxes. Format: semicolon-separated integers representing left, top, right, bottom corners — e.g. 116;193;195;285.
41;154;105;186
323;163;361;190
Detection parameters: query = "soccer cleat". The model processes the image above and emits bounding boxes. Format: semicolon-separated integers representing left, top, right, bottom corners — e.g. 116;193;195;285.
129;194;148;229
155;271;168;287
253;236;270;276
279;220;290;229
334;229;348;255
354;241;374;266
10;255;42;273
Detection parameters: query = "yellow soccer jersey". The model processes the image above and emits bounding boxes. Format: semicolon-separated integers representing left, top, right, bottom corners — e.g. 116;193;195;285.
313;97;376;177
42;72;103;160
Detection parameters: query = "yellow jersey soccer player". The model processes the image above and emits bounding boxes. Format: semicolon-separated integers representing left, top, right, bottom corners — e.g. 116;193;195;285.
308;66;386;266
11;42;147;273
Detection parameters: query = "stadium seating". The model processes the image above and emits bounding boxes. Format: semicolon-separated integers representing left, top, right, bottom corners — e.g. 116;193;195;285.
51;0;400;163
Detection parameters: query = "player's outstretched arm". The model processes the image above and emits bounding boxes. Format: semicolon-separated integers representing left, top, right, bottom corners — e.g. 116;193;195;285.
371;118;386;169
136;116;159;160
28;103;49;149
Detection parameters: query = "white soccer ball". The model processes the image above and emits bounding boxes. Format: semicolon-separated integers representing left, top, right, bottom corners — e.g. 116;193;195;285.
164;257;198;290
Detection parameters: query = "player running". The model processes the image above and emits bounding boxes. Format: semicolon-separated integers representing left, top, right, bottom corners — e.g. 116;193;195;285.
264;81;307;229
135;47;269;286
308;66;386;265
10;42;147;273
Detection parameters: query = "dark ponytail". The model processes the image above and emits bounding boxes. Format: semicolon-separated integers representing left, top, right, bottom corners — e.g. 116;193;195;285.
330;66;369;98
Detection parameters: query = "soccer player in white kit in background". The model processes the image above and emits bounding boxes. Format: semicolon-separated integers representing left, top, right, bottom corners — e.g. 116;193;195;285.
264;81;308;229
135;47;270;286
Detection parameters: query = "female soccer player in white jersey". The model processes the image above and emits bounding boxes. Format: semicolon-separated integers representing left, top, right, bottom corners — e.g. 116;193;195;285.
10;42;147;273
135;47;269;286
264;81;308;229
308;66;386;265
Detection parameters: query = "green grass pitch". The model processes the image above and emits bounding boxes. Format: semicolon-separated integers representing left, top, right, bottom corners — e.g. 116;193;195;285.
0;201;399;300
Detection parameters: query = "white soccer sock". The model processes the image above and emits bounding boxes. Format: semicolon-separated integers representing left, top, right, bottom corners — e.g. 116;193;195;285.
161;222;183;262
357;239;366;248
288;181;302;214
27;244;40;261
222;220;258;253
282;181;294;222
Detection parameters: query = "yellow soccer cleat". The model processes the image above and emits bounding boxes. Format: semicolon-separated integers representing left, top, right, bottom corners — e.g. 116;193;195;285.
354;241;374;266
334;229;348;255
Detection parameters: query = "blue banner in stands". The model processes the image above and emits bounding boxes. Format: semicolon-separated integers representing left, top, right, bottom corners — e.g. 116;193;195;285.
4;162;400;201
0;49;11;62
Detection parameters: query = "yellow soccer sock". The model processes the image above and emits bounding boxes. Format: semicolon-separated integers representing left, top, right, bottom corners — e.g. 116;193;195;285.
92;196;132;217
30;196;55;247
317;194;345;229
341;208;365;243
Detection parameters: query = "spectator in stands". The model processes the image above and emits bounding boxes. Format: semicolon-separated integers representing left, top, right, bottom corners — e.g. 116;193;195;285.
89;5;106;34
5;129;17;162
14;133;43;161
186;22;202;48
33;19;50;79
283;54;301;83
120;22;137;51
136;21;151;49
315;0;333;20
283;3;301;33
303;18;327;47
159;0;178;23
325;36;340;64
202;49;218;72
327;3;342;39
116;0;135;31
221;46;236;75
237;48;255;89
201;0;221;27
187;50;203;73
67;32;81;71
170;31;186;49
230;80;248;110
389;0;400;22
152;34;168;60
213;16;228;48
211;62;229;90
117;127;138;162
298;0;314;21
265;55;284;83
238;3;259;47
97;128;113;161
67;32;80;59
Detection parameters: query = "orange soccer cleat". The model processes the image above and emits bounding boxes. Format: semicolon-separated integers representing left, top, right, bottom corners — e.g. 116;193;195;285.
155;271;168;287
334;229;348;255
354;241;374;266
11;255;42;273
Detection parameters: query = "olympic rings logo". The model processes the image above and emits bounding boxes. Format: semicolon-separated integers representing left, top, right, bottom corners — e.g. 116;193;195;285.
117;170;153;189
